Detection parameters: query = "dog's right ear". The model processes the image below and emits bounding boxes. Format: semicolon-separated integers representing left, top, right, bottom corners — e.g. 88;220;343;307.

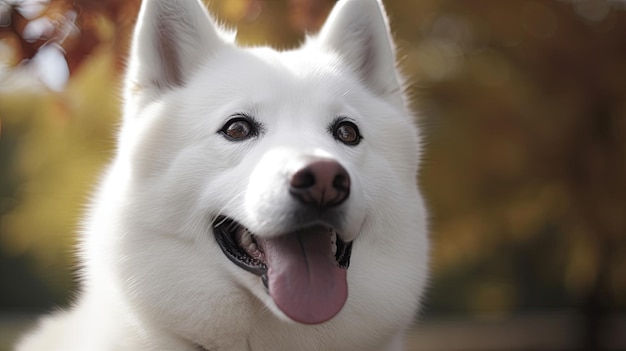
125;0;226;98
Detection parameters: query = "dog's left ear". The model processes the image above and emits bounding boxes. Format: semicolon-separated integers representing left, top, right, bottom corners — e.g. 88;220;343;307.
317;0;403;102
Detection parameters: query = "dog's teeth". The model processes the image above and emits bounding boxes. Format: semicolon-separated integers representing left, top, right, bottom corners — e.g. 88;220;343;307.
330;230;337;255
240;229;253;246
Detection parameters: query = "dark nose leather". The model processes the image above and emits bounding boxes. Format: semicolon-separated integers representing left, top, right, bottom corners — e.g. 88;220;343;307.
289;160;350;208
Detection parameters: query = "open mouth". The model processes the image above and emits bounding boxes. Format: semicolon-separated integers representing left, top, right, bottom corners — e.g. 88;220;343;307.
213;216;353;324
213;216;353;280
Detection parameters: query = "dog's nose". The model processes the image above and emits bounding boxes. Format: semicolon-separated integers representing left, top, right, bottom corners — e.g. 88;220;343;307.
289;160;350;208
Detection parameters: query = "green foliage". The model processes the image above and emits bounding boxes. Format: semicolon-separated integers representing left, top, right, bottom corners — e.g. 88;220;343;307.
0;51;118;297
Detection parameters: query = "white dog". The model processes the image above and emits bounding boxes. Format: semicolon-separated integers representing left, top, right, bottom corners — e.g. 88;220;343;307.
16;0;428;350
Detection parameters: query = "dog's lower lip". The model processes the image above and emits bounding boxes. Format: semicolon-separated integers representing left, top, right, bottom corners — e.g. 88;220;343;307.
212;216;353;278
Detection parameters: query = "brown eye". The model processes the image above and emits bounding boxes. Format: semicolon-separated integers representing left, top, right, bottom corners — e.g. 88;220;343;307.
333;121;361;146
221;117;256;141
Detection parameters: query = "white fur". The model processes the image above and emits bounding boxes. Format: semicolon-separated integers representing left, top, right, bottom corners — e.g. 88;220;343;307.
16;0;428;350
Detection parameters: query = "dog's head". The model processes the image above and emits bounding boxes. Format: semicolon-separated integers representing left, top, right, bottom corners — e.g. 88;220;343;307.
110;0;427;345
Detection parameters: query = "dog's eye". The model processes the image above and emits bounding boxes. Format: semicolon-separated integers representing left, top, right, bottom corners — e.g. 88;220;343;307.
333;121;361;146
221;117;256;141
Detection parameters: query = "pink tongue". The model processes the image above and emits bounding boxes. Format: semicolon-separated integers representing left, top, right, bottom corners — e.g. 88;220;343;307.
260;228;347;325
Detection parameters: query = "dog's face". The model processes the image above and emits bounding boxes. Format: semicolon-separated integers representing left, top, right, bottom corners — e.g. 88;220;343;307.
109;0;427;347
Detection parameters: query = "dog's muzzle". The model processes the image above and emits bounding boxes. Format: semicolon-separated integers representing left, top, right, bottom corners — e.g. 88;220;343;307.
213;158;354;325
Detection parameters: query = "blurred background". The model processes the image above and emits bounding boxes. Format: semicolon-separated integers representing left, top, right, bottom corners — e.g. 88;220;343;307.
1;0;625;350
